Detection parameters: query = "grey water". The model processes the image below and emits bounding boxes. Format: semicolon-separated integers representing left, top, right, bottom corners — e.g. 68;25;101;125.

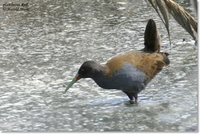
0;0;198;132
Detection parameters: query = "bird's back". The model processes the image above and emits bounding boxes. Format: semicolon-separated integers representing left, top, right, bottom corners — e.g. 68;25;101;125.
105;51;169;80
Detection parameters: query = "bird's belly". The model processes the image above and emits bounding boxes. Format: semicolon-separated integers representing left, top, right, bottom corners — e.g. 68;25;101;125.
94;63;148;92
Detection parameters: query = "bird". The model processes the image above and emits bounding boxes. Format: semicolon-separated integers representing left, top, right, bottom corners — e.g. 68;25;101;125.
64;19;170;104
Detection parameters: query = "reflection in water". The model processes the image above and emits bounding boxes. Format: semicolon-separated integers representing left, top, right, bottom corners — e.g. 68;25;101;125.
0;0;198;132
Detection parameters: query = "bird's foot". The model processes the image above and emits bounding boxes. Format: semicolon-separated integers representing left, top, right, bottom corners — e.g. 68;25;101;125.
129;100;136;104
124;100;138;106
129;98;139;104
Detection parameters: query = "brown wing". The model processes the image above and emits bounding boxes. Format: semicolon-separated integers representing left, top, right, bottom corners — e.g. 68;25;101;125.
105;51;169;79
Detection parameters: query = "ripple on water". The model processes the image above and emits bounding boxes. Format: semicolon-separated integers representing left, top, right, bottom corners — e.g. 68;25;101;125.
0;0;198;132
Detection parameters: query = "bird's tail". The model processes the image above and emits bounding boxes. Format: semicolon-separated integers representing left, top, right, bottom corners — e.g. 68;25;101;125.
143;19;161;52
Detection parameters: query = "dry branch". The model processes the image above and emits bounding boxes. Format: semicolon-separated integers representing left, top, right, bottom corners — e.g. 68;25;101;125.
147;0;197;41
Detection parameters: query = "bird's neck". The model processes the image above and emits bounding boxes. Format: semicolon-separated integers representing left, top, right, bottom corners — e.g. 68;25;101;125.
90;65;113;89
90;64;108;78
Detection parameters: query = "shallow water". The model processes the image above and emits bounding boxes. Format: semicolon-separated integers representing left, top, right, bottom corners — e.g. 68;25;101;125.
0;0;198;132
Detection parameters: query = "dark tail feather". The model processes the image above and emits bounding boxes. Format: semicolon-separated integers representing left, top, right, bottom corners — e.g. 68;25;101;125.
143;19;161;52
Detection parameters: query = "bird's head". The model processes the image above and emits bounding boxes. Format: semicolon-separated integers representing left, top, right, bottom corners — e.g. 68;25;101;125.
64;61;102;93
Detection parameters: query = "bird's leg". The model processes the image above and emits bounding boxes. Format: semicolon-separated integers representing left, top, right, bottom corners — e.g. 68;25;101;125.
123;91;134;104
133;93;138;104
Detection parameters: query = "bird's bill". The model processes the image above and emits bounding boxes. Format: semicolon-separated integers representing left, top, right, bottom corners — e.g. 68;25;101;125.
64;74;81;93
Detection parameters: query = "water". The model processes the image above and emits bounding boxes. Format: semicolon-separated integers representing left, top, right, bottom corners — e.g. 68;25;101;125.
0;0;198;132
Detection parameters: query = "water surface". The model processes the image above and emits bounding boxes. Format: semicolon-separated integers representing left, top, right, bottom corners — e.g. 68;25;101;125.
0;0;198;132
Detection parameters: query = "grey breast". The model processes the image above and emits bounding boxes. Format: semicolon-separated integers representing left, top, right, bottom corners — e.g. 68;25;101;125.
93;63;148;92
